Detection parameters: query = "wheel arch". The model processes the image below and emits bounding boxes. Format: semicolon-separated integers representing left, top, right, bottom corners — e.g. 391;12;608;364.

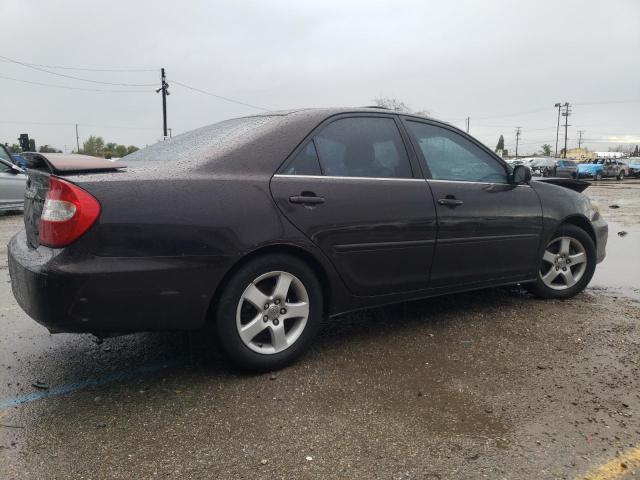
559;214;597;246
206;243;333;323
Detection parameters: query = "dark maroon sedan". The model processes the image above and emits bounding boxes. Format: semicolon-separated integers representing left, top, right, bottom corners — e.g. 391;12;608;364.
8;108;607;371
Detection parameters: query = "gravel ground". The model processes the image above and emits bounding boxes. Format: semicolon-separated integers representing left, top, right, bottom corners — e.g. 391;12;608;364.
0;180;639;480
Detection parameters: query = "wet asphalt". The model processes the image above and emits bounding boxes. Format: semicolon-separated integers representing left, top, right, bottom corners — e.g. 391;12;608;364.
1;180;639;479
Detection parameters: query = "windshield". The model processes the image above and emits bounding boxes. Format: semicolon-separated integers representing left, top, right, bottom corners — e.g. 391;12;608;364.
125;115;279;164
0;145;12;163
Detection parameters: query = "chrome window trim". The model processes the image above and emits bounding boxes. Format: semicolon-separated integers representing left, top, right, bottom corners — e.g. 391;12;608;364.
273;174;425;182
273;174;531;187
427;178;531;187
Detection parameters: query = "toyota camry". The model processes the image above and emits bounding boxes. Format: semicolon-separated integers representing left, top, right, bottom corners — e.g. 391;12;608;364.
8;108;608;371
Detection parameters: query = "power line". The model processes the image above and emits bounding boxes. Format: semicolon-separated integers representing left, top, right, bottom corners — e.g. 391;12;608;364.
473;107;551;120
171;79;269;111
574;98;640;106
0;120;157;130
0;54;157;87
0;74;150;93
0;58;157;72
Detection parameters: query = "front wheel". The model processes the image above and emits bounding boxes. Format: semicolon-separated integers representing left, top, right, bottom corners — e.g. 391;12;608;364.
525;224;596;299
594;172;602;181
617;171;625;181
214;254;323;371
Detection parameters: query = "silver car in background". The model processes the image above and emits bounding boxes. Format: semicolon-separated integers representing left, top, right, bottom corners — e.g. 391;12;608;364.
0;145;26;212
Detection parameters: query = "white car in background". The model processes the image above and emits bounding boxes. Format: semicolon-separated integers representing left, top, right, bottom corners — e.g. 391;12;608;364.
0;145;26;212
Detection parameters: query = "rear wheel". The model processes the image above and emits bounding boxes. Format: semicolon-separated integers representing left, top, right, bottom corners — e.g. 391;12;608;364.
526;224;596;299
594;172;602;181
617;171;625;181
214;254;323;371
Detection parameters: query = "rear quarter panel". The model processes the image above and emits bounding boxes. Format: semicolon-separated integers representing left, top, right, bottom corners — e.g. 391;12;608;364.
64;172;350;327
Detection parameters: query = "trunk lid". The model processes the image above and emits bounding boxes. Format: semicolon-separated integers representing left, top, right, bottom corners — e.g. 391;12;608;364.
21;153;126;248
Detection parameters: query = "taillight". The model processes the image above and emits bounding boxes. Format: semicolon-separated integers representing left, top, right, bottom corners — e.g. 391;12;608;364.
39;177;100;248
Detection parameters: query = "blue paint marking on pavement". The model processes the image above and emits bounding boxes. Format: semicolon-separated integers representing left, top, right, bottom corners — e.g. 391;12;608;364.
0;360;183;410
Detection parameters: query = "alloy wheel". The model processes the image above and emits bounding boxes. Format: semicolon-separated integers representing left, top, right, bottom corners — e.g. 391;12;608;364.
235;271;310;354
539;236;588;290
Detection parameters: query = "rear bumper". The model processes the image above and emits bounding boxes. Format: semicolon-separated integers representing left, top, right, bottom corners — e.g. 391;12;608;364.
8;230;236;334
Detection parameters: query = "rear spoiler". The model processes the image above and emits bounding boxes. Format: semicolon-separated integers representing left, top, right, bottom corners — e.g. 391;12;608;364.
534;177;590;193
20;152;126;174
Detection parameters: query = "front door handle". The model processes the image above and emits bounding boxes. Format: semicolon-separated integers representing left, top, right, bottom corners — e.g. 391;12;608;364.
437;197;464;207
289;194;325;205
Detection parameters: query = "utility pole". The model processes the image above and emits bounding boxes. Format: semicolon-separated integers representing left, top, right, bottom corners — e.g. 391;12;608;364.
465;116;470;133
554;102;562;158
156;68;170;139
577;130;585;149
515;127;522;158
168;128;173;139
562;102;571;158
75;123;80;153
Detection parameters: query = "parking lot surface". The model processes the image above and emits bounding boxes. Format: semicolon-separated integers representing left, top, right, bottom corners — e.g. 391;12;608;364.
1;180;639;479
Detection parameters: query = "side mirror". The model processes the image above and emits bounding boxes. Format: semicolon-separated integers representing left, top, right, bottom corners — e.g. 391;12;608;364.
512;165;532;184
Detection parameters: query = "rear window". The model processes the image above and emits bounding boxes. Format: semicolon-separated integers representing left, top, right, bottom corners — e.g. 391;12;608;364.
125;116;279;163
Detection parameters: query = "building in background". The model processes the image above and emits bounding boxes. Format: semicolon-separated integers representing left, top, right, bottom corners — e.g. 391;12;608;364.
566;147;595;161
594;151;626;159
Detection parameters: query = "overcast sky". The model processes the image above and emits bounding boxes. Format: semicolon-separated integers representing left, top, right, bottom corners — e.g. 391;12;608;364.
1;0;639;154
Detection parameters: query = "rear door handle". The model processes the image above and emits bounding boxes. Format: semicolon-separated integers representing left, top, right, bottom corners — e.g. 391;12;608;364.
437;197;464;207
289;195;325;205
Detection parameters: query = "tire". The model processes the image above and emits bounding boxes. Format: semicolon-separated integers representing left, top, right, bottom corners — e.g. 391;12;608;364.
595;172;602;181
525;224;596;299
214;253;323;371
617;171;625;181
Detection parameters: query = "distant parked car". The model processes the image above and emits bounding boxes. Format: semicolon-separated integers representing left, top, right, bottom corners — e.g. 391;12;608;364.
0;154;26;212
11;153;26;168
553;160;578;178
530;157;557;177
578;158;627;181
627;157;640;177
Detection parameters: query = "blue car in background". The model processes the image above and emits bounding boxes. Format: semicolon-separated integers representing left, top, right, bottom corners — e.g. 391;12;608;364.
628;157;640;177
578;158;628;181
11;153;26;168
577;160;604;181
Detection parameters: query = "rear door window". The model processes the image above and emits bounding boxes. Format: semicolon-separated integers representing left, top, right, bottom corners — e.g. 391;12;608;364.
281;141;322;175
313;117;413;178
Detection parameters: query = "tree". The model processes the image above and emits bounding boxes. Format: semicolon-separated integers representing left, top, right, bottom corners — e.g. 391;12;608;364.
8;144;22;153
633;145;639;156
495;135;505;152
39;145;61;153
540;144;552;156
81;136;105;157
114;145;128;158
372;97;429;116
75;135;138;157
28;139;36;151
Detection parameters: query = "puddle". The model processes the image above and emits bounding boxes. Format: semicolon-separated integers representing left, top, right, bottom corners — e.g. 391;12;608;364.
589;222;640;302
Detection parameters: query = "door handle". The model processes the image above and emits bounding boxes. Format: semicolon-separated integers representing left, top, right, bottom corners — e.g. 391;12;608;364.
289;194;325;205
437;197;464;207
